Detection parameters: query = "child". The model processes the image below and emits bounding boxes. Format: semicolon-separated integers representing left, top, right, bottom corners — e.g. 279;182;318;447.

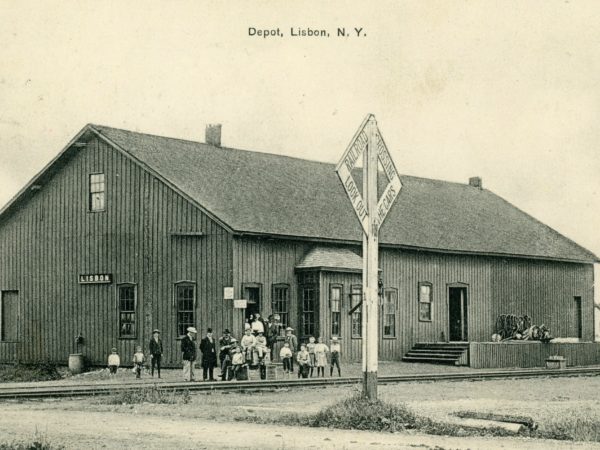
255;331;268;362
241;328;257;364
132;346;145;379
230;346;245;380
296;344;310;378
306;336;316;377
280;342;293;375
107;348;120;375
314;337;329;377
330;337;341;377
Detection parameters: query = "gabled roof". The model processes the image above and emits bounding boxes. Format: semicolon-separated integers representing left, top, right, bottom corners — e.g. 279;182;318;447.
296;246;363;272
2;123;597;264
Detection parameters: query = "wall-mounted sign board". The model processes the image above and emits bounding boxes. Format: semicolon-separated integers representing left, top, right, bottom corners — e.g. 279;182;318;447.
224;287;234;300
79;274;112;284
233;299;247;309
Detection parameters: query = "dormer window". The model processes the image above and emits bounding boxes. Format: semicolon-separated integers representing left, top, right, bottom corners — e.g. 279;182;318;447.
89;173;105;211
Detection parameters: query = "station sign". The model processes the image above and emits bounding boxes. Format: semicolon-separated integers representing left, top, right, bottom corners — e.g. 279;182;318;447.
79;273;112;284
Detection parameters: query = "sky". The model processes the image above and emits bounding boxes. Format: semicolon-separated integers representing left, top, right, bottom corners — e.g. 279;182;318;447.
0;1;599;263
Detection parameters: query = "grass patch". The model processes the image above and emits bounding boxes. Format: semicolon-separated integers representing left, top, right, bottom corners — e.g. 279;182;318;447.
239;393;537;439
0;432;64;449
100;385;191;405
0;362;62;383
536;414;600;442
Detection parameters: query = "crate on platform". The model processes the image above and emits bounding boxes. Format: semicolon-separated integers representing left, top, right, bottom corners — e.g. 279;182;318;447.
247;368;262;381
546;355;567;369
265;363;282;380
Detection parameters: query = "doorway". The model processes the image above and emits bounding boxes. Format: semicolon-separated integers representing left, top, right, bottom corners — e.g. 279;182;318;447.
448;286;468;341
243;285;261;321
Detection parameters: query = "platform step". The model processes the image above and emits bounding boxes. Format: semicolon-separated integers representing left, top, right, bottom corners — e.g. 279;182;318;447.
404;342;469;366
405;352;461;359
402;356;459;365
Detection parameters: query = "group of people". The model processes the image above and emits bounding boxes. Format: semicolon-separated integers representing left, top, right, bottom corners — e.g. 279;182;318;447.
105;313;343;381
106;328;164;378
280;334;341;378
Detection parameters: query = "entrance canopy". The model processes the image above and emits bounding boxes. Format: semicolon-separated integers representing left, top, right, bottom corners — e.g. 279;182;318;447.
296;246;363;273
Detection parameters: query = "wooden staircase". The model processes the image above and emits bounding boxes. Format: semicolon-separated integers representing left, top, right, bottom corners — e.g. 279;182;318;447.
402;342;469;366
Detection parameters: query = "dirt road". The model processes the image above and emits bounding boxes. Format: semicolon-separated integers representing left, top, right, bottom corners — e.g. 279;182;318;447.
0;404;597;450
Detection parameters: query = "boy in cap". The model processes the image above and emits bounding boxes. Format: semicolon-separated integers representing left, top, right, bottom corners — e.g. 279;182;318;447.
181;326;197;381
107;348;120;376
149;329;163;378
330;337;341;377
132;346;145;379
279;342;293;376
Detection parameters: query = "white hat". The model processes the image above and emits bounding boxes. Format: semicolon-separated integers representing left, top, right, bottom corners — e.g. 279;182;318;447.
286;327;294;331
332;336;339;341
187;327;197;333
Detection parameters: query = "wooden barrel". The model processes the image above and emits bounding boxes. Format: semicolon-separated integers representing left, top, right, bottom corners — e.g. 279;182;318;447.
68;353;84;374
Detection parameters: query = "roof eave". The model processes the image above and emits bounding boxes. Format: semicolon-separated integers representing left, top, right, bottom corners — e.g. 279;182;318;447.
235;230;598;264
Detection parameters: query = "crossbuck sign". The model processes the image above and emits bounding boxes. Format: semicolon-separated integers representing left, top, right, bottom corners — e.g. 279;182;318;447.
335;114;401;400
335;116;402;236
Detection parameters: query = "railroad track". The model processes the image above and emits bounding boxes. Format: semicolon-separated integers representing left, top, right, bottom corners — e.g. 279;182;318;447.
0;366;599;400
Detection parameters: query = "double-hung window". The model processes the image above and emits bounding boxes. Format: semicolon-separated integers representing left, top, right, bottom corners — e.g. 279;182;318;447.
330;285;342;336
418;282;432;321
383;288;397;338
89;173;105;211
118;284;136;338
176;283;195;336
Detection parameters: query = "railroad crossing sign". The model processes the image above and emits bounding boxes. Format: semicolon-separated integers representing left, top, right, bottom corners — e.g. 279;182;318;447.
335;115;402;236
335;114;402;400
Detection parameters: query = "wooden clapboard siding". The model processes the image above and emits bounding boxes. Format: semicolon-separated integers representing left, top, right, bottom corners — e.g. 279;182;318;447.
232;237;310;345
379;248;492;360
320;271;362;362
0;136;232;366
490;258;594;342
470;342;600;368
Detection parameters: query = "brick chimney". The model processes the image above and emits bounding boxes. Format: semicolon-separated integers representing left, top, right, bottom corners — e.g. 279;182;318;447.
205;124;222;147
469;176;482;189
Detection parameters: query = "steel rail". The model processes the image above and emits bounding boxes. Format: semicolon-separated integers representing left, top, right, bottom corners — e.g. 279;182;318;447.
0;366;599;400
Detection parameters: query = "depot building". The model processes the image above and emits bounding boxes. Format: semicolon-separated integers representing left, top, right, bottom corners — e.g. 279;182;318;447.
0;123;598;368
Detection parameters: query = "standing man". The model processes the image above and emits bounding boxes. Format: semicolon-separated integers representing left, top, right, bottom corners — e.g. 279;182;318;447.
266;314;281;359
284;327;298;374
181;326;197;381
200;328;218;381
218;329;234;380
149;329;163;378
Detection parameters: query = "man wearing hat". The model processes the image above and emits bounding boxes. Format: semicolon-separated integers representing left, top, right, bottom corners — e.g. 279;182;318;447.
218;329;235;379
181;326;197;381
200;328;218;381
284;327;298;373
149;329;163;378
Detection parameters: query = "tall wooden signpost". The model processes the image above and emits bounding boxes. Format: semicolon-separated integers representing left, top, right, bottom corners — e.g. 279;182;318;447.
336;115;402;399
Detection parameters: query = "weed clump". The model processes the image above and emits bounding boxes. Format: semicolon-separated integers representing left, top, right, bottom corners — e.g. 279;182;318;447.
306;394;418;432
0;362;62;383
102;386;191;405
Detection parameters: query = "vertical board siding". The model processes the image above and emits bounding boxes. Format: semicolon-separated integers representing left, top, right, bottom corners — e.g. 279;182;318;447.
232;240;594;363
0;137;233;366
470;342;600;368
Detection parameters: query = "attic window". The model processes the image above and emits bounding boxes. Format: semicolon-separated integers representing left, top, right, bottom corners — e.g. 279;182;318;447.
89;173;105;211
